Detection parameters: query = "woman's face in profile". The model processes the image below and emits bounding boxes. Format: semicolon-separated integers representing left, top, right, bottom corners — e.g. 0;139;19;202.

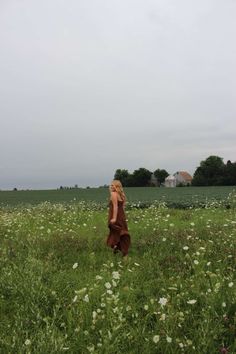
110;183;116;193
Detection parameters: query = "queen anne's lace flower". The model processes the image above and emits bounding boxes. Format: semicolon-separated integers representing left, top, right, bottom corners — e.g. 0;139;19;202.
158;297;168;306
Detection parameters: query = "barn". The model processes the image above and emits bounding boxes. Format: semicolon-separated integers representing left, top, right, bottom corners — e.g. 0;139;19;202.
174;171;193;186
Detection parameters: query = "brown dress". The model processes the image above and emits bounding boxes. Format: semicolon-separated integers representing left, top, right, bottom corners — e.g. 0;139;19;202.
107;200;131;256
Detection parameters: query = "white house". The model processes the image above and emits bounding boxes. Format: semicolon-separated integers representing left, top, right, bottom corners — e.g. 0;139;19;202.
165;175;176;187
174;171;193;186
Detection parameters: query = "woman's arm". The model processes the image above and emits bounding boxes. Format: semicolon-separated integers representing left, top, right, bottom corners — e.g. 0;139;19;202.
110;192;118;223
123;195;126;210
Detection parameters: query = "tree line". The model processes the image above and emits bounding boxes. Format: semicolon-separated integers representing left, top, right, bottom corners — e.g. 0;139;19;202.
192;156;236;186
114;168;169;187
114;156;236;187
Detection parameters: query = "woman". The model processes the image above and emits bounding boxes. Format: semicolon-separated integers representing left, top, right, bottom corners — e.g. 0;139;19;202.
107;180;131;256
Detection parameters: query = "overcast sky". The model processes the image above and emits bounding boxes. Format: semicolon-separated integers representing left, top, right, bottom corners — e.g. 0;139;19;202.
0;0;235;189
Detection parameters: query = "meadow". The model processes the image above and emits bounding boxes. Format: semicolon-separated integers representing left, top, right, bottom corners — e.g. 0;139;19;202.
0;188;236;353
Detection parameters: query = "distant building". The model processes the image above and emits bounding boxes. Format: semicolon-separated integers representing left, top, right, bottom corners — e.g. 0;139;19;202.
149;173;158;186
165;175;176;187
174;171;193;186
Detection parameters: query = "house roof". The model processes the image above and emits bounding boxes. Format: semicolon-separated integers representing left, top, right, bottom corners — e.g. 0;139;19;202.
165;175;176;181
176;171;193;181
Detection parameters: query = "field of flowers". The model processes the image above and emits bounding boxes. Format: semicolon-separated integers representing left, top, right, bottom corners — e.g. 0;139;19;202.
0;192;236;353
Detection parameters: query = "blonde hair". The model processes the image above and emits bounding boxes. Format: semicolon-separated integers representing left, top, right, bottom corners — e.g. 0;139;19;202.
111;180;126;202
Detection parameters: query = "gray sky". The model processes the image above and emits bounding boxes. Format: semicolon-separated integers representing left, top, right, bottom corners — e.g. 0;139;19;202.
0;0;235;189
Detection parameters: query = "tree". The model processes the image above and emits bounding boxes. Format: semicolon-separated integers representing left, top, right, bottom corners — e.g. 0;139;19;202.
224;161;236;185
192;156;225;186
114;169;130;186
132;168;152;187
153;169;169;185
191;167;206;186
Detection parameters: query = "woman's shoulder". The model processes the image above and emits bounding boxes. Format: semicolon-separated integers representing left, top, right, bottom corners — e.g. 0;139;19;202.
110;191;123;202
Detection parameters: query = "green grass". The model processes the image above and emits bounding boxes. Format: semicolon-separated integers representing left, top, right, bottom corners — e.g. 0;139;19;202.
0;200;236;353
0;186;235;208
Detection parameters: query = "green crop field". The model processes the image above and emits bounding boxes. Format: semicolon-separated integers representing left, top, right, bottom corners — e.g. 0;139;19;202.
0;186;235;208
0;189;236;353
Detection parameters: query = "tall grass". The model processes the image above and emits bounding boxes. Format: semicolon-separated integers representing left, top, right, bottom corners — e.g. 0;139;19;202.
0;200;235;353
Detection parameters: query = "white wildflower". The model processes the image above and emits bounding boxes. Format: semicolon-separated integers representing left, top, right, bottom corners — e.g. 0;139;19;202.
158;297;168;306
72;263;78;269
187;299;197;304
112;271;120;280
153;335;160;343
